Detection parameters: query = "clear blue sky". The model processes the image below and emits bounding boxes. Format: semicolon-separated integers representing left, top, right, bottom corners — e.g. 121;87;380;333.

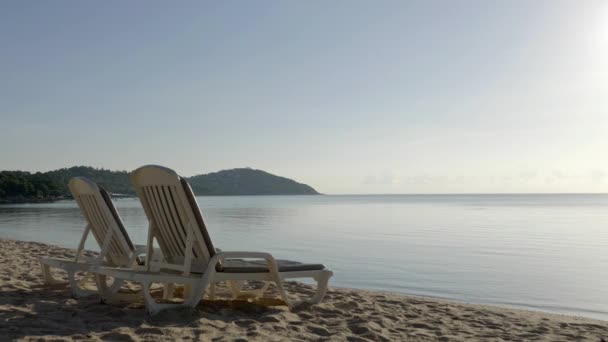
1;1;607;193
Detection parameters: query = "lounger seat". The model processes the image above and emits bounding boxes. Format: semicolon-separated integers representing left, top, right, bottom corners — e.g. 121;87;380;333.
219;259;326;273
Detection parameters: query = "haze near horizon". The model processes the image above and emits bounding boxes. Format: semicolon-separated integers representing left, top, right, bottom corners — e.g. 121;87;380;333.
1;1;607;194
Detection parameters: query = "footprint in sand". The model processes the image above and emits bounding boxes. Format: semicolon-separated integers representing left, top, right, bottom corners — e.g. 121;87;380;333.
100;332;135;341
134;327;164;335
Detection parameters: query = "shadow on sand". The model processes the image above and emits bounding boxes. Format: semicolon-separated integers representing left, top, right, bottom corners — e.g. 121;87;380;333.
0;283;293;341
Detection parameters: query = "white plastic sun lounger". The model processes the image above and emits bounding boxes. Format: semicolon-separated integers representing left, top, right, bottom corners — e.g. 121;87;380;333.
92;165;333;315
39;177;160;298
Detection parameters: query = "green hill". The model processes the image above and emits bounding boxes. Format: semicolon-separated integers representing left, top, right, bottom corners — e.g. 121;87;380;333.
188;168;319;195
0;166;319;203
44;166;132;195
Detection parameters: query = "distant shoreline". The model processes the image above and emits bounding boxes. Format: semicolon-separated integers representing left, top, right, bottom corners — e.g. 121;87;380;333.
0;196;68;205
4;192;608;205
0;193;324;205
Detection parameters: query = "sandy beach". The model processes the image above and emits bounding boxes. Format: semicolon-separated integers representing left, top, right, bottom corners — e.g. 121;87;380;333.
0;239;606;341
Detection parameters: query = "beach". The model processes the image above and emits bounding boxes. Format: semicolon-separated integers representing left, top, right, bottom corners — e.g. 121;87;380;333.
0;239;605;341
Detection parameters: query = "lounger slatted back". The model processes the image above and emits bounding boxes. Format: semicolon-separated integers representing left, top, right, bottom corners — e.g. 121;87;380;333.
69;177;136;266
130;165;216;275
40;177;147;298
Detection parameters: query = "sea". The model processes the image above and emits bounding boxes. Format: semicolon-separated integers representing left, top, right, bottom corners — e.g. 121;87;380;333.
1;194;607;320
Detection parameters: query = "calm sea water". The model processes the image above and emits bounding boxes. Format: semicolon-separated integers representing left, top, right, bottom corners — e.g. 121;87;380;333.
1;194;607;320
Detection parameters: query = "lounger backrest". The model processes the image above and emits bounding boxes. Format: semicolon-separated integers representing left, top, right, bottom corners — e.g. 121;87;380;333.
130;165;216;273
68;177;134;266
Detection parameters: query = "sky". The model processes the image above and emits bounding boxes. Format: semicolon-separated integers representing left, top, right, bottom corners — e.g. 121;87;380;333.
1;1;608;194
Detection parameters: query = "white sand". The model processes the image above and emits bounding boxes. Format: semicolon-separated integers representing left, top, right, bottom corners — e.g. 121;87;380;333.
0;239;606;341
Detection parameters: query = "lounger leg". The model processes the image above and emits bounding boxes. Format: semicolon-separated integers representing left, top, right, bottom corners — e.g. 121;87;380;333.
227;280;244;298
96;274;136;304
40;262;62;285
272;276;291;308
183;284;192;299
67;270;96;298
39;260;97;297
162;283;175;300
209;282;216;300
227;280;270;299
96;274;110;302
108;278;124;294
184;270;216;307
308;270;332;304
67;270;82;298
286;270;333;307
255;282;271;298
142;280;161;315
141;279;206;316
77;272;94;287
